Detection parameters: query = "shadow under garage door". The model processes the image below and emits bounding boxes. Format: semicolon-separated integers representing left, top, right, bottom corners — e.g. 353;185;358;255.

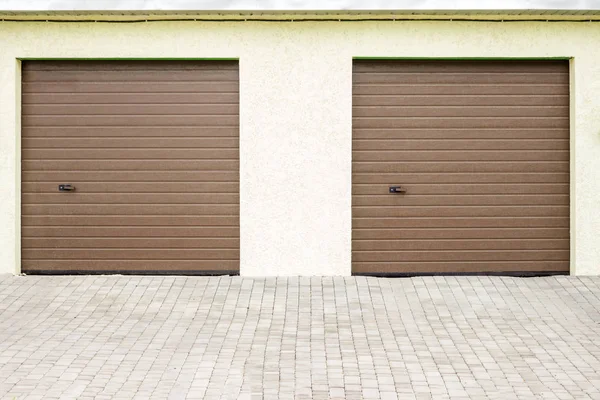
352;60;570;276
21;60;240;275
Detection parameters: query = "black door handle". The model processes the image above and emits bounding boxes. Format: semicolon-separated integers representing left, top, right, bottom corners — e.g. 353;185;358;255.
58;184;75;192
389;186;406;194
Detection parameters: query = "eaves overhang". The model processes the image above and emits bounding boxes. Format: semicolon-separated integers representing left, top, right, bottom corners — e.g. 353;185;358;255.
1;1;600;21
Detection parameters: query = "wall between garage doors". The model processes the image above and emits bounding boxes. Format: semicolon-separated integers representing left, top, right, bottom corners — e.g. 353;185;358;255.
0;20;599;276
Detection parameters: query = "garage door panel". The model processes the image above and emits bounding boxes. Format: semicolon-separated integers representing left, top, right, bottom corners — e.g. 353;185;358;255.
353;84;569;96
353;195;568;207
23;204;239;216
23;171;239;182
353;206;568;218
23;215;238;227
23;182;239;194
23;81;239;94
23;127;239;137
23;237;239;248
23;249;240;260
24;104;239;116
352;173;569;184
23;69;239;82
353;61;568;74
352;228;568;240
23;193;239;205
353;183;569;195
25;148;239;160
353;151;568;162
353;139;569;151
352;60;569;275
24;92;239;105
353;72;568;85
353;106;567;118
352;261;568;274
24;137;239;149
353;116;569;129
23;115;239;127
353;249;569;262
22;60;240;274
353;95;569;107
353;162;568;173
353;128;568;140
352;217;569;229
23;226;239;237
353;238;569;251
24;60;239;71
23;160;239;171
21;259;239;272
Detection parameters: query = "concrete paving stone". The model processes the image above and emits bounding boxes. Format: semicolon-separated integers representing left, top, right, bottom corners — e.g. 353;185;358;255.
0;275;599;398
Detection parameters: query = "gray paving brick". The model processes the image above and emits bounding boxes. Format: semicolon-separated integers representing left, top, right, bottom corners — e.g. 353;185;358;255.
0;275;599;398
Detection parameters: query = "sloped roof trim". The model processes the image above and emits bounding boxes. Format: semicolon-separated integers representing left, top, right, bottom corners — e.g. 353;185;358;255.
1;0;600;12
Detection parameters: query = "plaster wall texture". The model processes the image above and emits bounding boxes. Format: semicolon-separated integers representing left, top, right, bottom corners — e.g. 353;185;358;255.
0;20;598;276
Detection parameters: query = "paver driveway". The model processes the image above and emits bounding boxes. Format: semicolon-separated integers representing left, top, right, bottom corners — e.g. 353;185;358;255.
0;275;599;399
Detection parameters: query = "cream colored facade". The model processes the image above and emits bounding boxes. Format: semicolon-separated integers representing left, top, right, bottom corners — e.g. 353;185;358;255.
1;19;599;276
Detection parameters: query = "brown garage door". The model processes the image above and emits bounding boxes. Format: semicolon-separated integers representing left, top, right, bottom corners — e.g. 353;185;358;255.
22;60;239;274
352;60;570;275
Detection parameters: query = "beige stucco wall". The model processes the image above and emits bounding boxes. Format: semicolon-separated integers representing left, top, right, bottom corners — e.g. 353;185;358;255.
0;20;598;276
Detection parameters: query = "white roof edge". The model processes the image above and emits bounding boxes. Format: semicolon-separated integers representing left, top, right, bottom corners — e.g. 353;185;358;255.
1;0;600;12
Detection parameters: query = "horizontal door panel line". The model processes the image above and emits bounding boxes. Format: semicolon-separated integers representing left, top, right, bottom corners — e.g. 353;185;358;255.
352;183;568;186
24;136;239;139
24;214;239;217
352;194;569;197
23;234;240;240
352;260;569;264
23;91;239;95
22;215;240;217
353;105;568;109
23;125;239;128
352;238;569;241
352;161;568;164
353;94;569;97
24;80;238;83
353;160;569;163
24;203;240;205
24;102;240;106
24;247;240;250
354;116;568;119
353;172;568;175
353;237;569;241
23;181;240;183
352;138;568;141
352;251;568;255
352;149;568;151
352;206;566;209
25;114;238;117
24;258;240;261
352;216;569;219
23;158;239;161
22;170;240;172
353;83;567;86
353;128;567;131
23;192;239;195
352;227;568;230
353;71;567;74
23;225;239;228
24;147;239;150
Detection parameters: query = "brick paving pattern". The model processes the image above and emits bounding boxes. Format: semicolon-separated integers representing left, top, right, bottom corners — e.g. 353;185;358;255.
0;275;599;399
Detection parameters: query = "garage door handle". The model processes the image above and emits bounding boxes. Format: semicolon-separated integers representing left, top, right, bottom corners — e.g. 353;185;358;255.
58;184;75;192
389;186;406;193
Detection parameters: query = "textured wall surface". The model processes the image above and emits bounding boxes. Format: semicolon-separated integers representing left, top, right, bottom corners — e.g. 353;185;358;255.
0;20;598;276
